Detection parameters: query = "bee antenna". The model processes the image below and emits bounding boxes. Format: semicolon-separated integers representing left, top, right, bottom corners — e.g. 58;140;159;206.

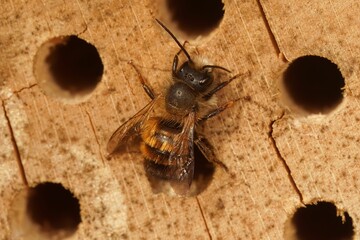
202;65;231;73
155;19;192;62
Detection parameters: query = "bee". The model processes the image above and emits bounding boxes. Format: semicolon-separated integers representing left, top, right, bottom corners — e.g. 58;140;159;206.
107;19;243;196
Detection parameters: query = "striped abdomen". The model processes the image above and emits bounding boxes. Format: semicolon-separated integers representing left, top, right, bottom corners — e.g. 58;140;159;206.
140;117;182;180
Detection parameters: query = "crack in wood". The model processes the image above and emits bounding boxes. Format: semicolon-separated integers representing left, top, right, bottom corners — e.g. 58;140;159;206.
13;83;38;95
196;197;213;240
268;113;304;204
0;83;38;102
84;109;106;164
1;100;29;187
256;0;289;63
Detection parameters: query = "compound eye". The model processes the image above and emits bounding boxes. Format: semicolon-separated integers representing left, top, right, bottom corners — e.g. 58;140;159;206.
199;77;208;85
194;75;212;91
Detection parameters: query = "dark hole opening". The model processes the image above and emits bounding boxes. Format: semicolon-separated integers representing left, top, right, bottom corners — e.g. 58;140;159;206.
292;201;354;240
46;35;103;94
166;0;224;37
26;182;81;235
191;143;216;195
283;55;344;113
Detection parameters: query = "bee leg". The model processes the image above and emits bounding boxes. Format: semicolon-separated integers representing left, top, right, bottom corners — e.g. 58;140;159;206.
172;41;190;77
202;74;240;100
128;61;156;100
203;71;249;100
172;52;180;77
195;134;228;171
197;97;244;124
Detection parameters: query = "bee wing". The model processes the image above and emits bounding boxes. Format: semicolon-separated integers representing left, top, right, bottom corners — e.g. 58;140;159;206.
107;97;159;156
168;111;196;195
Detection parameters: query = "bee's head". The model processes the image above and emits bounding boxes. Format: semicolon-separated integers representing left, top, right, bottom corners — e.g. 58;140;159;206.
155;19;213;93
176;61;213;92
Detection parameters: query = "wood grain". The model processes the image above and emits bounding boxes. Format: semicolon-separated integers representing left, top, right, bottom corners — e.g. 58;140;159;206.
0;0;359;239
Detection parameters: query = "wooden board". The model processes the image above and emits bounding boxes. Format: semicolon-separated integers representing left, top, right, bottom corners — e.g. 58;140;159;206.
0;0;359;239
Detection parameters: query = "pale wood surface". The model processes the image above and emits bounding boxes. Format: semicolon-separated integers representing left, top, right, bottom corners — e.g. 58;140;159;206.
0;0;359;239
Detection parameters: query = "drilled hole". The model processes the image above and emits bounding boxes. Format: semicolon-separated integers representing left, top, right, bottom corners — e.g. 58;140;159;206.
283;55;344;114
166;0;224;37
34;35;103;102
46;36;103;93
289;201;354;240
26;182;81;237
190;144;216;196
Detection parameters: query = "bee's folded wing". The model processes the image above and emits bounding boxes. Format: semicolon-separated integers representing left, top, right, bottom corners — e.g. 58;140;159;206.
107;97;159;156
